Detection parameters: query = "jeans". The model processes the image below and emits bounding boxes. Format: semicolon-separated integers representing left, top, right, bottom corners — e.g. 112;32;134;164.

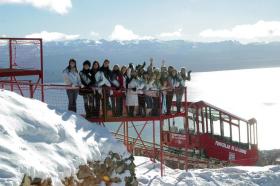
83;94;94;117
92;92;101;117
66;89;79;112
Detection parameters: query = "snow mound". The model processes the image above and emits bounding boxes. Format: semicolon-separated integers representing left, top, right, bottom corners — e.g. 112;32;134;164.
135;156;280;186
0;89;129;186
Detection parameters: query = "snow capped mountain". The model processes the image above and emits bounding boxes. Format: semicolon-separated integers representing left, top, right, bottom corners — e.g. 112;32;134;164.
41;39;280;82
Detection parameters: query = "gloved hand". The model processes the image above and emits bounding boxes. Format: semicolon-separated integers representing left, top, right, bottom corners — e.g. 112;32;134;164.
71;84;76;88
80;84;85;88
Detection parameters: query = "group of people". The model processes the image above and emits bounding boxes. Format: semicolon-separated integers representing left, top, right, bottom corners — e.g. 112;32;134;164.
63;58;191;118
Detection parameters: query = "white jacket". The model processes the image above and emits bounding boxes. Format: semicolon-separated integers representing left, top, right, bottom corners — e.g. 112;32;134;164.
63;68;81;87
95;71;111;87
126;78;139;106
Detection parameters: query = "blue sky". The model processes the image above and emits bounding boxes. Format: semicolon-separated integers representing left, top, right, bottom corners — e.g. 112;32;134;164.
1;0;280;43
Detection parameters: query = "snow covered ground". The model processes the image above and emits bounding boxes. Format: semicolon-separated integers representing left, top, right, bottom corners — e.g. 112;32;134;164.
135;156;280;186
0;89;130;186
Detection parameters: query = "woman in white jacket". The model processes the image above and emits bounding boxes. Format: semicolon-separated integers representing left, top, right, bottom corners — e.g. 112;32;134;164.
126;68;140;116
63;58;82;112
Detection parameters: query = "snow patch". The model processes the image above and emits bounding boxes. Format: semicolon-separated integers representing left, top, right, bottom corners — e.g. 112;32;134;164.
0;89;129;185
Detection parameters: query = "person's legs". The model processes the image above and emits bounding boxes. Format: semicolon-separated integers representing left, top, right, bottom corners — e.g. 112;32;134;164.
87;94;94;117
66;89;77;112
166;91;173;114
116;96;123;116
128;106;134;117
83;94;90;117
145;96;152;116
92;91;100;117
111;95;116;116
72;89;78;112
176;92;183;113
152;97;160;116
138;95;146;116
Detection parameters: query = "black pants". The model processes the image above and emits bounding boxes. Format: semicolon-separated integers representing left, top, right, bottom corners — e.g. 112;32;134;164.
128;106;135;117
101;87;111;117
66;89;79;112
166;91;174;114
138;94;146;116
176;91;184;112
151;97;160;116
111;95;123;116
92;91;101;117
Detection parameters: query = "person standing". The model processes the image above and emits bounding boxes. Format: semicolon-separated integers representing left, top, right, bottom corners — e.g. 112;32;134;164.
167;68;179;114
176;67;191;113
79;60;94;118
111;64;124;116
126;68;139;117
96;59;112;115
91;61;101;117
63;58;82;112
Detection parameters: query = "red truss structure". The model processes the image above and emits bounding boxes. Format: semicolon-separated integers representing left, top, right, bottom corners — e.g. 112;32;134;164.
0;38;44;101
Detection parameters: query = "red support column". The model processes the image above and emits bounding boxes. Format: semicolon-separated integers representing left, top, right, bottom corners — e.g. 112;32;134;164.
153;120;156;162
201;108;205;133
247;122;250;144
9;39;13;91
123;121;126;147
126;121;129;151
184;87;188;170
255;122;258;146
40;39;44;102
205;107;209;133
160;118;164;177
229;117;232;142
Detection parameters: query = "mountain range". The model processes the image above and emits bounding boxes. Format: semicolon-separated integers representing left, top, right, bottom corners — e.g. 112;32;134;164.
2;39;280;82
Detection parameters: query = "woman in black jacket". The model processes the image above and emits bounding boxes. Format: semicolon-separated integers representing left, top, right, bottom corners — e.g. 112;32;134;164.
79;60;94;118
90;60;101;117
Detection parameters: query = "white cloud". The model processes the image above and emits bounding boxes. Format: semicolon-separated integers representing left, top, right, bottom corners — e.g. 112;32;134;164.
200;20;280;43
159;29;183;38
90;31;100;37
110;25;153;41
25;31;79;42
0;0;72;15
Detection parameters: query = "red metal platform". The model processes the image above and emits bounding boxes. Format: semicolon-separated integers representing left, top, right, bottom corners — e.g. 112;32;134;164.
0;37;259;177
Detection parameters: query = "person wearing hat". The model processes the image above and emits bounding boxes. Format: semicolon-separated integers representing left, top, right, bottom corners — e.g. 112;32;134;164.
79;60;94;118
63;58;82;112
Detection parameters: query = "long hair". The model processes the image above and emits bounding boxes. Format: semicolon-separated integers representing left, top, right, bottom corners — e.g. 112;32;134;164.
67;58;78;72
91;61;100;71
